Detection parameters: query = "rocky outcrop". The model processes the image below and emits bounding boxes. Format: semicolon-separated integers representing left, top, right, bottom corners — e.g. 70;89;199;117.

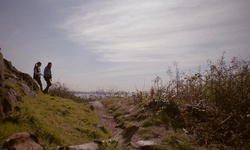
0;52;39;123
1;132;44;150
0;52;3;82
0;52;6;123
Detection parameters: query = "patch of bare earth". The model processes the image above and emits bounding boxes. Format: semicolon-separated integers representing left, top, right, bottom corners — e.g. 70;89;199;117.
87;100;123;138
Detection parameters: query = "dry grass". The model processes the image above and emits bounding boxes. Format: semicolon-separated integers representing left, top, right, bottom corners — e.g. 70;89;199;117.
48;82;86;102
102;55;250;149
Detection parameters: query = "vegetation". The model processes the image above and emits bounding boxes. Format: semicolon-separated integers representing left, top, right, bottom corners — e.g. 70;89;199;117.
0;92;111;149
102;55;250;149
154;55;250;148
1;54;249;149
49;82;86;103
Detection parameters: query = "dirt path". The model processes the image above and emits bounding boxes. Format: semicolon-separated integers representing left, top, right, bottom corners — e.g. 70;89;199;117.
88;100;123;138
87;100;157;149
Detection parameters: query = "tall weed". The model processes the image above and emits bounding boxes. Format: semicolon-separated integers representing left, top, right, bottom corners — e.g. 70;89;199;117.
49;82;85;102
145;55;250;148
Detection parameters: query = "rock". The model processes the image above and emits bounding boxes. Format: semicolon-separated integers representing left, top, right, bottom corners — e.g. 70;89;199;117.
0;53;39;123
94;124;108;133
0;52;5;123
58;140;102;150
0;52;4;82
21;82;37;98
0;52;6;123
0;88;6;123
4;59;15;71
134;140;156;149
113;125;139;144
1;132;44;150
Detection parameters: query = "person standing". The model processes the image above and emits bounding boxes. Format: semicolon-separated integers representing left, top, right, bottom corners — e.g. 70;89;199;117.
43;62;52;93
33;62;43;90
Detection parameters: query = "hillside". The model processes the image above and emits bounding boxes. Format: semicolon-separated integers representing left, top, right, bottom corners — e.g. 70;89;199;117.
0;94;111;149
0;53;110;149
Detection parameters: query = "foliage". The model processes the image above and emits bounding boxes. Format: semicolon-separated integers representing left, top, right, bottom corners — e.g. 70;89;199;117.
144;98;186;130
168;135;195;150
49;82;86;102
148;55;250;148
103;55;250;149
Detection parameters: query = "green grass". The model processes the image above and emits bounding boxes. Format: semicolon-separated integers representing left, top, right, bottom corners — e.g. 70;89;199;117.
0;93;110;149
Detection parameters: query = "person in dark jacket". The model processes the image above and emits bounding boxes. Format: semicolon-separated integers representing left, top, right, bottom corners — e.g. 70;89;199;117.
43;62;52;93
33;62;43;90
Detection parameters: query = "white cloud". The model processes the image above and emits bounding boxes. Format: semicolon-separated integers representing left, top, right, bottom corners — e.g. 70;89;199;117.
59;0;249;65
2;0;249;92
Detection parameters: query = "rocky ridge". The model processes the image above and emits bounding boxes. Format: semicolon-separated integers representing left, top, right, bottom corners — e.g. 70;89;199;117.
0;52;38;123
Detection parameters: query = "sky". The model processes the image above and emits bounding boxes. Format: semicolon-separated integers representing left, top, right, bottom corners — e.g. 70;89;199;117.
0;0;250;92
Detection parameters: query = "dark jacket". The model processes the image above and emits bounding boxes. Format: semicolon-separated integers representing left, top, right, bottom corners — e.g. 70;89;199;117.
44;66;52;79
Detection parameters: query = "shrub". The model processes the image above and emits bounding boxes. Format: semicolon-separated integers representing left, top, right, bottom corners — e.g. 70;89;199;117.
147;54;250;148
144;98;186;130
49;82;85;102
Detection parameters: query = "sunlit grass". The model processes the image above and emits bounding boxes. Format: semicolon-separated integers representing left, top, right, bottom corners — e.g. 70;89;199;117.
0;93;110;149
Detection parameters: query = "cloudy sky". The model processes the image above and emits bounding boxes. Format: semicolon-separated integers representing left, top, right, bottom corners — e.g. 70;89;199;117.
0;0;249;92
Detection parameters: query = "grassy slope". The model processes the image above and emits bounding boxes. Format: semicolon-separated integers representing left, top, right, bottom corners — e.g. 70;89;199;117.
0;93;110;149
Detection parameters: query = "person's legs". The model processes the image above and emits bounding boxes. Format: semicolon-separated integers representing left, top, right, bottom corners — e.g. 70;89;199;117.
37;79;43;90
35;78;43;91
43;78;51;93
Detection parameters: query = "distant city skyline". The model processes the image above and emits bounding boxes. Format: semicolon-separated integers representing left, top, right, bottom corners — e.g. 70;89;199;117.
1;0;249;92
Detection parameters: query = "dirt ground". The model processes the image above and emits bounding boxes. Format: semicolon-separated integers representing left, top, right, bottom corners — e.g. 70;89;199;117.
87;100;172;150
88;100;123;138
87;100;143;145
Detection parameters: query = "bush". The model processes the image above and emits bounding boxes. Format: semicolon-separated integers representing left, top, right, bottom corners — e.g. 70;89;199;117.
48;82;85;102
144;98;186;130
148;54;250;148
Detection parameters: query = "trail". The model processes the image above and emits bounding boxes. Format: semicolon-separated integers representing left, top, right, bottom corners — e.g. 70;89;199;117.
87;100;123;138
87;100;156;149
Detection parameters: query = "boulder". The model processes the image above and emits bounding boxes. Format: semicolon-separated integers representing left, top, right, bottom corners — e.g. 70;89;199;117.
58;140;102;150
21;82;37;98
132;140;156;150
113;125;139;144
1;132;44;150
